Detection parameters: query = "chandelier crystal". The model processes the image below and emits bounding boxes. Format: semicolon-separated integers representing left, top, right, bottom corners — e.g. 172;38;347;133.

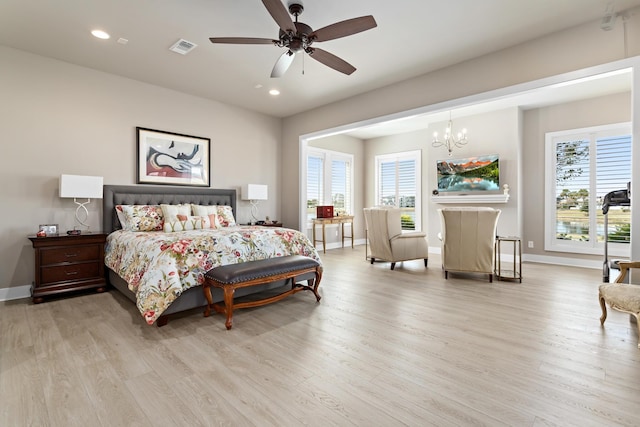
432;113;468;156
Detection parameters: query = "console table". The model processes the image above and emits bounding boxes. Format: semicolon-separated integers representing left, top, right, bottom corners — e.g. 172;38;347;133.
311;215;354;253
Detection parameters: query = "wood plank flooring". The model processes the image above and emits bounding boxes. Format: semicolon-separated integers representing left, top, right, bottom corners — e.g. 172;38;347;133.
2;246;640;426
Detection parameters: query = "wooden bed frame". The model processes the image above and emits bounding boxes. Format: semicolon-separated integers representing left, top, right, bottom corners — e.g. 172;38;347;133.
102;184;308;326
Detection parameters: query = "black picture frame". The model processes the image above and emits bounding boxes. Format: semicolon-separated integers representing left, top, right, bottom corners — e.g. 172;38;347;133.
136;127;210;187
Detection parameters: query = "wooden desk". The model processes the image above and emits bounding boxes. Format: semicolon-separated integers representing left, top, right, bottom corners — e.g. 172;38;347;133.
312;215;354;254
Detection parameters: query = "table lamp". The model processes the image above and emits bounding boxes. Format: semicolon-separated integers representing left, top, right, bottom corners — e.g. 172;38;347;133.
59;174;104;234
241;184;268;224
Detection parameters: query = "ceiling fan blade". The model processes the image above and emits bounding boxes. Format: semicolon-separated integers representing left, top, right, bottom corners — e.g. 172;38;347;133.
261;0;296;34
271;50;296;78
310;16;377;42
307;47;356;75
209;37;277;45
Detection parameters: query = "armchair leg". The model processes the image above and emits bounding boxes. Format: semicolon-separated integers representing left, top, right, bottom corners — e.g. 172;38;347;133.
370;257;375;265
599;293;607;325
424;259;428;267
390;262;396;270
444;270;448;279
489;273;493;283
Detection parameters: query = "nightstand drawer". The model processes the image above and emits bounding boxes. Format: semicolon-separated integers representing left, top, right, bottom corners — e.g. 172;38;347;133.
41;245;100;265
41;261;101;284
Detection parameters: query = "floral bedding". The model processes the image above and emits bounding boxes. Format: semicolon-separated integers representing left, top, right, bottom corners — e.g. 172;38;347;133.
105;226;321;325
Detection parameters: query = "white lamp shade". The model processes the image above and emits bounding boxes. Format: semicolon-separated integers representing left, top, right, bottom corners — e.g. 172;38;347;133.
59;174;104;199
241;184;268;200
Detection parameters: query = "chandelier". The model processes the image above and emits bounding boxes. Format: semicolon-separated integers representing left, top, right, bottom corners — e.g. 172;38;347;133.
432;113;468;156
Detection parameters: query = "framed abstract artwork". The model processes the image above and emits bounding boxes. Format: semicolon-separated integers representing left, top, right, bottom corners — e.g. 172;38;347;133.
136;127;210;187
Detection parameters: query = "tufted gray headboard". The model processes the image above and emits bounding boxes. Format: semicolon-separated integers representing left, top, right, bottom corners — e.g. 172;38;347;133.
103;185;236;233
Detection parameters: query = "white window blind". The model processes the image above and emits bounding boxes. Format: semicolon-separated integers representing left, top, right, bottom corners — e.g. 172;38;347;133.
307;155;324;219
375;150;421;231
306;148;354;221
545;123;631;256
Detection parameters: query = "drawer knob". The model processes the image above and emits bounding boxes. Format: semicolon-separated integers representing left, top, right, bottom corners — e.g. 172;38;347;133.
65;253;79;258
66;271;79;276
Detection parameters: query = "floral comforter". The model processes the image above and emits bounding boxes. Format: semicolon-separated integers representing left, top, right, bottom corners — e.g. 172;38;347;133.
105;226;321;325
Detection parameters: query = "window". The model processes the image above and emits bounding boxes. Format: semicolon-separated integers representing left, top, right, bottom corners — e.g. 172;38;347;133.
375;150;422;231
306;148;353;221
545;123;631;256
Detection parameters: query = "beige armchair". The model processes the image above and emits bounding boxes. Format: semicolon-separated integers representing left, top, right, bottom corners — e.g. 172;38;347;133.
599;261;640;349
438;207;501;282
363;207;429;270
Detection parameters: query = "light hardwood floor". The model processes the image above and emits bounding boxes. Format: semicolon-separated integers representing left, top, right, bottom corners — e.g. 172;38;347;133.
2;246;639;426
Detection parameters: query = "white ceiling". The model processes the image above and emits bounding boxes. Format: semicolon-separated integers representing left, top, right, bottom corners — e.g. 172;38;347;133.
1;0;638;131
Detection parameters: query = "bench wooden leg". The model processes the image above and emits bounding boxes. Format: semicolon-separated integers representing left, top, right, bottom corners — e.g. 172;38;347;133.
203;283;214;318
216;286;236;330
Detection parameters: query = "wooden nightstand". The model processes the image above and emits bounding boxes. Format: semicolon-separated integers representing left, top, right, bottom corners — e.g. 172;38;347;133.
261;222;283;227
28;232;108;303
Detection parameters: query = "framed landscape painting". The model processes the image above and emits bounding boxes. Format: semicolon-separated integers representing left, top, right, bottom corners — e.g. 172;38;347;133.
136;127;210;187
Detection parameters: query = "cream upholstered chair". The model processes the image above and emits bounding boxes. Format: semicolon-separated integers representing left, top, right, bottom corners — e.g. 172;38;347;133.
438;207;501;282
599;261;640;349
363;207;429;270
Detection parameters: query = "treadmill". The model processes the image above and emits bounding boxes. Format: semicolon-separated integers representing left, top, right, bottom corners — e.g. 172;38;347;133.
602;183;631;282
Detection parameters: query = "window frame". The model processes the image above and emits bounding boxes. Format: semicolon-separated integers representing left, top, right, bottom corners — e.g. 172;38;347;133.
374;150;422;231
544;122;631;257
306;147;354;223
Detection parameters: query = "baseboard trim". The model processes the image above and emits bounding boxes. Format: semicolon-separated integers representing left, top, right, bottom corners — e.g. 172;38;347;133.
0;285;31;302
522;254;601;269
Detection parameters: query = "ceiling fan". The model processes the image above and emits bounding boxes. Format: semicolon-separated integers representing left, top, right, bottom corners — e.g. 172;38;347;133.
209;0;377;78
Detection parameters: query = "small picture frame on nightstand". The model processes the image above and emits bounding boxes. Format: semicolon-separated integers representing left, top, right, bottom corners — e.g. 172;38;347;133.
38;224;59;237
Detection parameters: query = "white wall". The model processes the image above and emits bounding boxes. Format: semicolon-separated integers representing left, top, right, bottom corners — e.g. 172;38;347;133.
361;108;520;247
281;10;640;232
522;92;632;261
1;46;281;293
307;134;365;245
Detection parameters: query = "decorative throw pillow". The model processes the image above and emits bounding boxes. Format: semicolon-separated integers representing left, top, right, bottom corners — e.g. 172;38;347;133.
163;214;211;232
117;205;164;232
216;205;236;227
191;204;236;228
160;204;191;222
115;207;129;229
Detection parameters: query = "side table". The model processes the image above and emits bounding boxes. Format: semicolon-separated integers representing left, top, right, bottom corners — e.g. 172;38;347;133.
495;236;522;283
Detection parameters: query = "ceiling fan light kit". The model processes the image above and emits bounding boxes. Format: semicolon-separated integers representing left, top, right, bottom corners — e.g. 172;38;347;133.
209;0;377;78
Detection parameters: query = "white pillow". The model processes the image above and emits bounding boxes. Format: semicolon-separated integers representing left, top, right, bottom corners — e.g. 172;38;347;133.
160;204;191;222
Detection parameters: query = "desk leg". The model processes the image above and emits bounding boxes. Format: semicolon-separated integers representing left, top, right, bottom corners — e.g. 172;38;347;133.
322;223;326;253
312;224;316;251
341;222;345;248
350;220;354;249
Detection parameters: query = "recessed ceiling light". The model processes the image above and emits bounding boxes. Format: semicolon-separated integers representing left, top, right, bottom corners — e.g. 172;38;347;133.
254;84;263;89
269;89;280;96
91;30;110;40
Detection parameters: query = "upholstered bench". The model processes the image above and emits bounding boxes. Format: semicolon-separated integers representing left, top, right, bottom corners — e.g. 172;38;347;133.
203;255;322;329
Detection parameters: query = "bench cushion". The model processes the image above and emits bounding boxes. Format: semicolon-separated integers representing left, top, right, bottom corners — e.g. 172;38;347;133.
204;255;320;285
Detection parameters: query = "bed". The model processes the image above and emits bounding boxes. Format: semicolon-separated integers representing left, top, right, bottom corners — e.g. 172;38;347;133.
102;185;321;326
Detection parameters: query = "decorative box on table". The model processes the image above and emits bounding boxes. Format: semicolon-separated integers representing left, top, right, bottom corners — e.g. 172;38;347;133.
316;205;334;218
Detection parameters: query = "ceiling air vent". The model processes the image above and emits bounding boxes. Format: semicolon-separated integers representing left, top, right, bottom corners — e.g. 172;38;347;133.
169;39;197;55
